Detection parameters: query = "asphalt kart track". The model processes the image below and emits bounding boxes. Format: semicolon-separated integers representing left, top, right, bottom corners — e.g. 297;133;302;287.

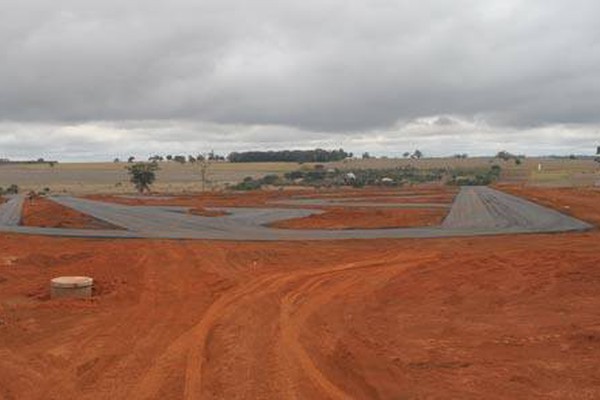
0;187;592;240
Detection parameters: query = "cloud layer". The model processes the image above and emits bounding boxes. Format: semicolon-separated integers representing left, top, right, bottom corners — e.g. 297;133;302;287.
1;0;599;159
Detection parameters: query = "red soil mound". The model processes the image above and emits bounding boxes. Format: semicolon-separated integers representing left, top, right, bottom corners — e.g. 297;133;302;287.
343;194;456;204
87;190;286;208
297;187;458;200
22;197;121;229
271;207;447;229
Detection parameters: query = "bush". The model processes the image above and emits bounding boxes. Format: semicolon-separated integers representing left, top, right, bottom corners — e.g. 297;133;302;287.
262;174;279;185
231;177;263;191
126;163;159;193
448;166;501;186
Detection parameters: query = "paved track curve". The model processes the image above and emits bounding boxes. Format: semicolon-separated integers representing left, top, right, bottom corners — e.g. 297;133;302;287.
0;187;591;240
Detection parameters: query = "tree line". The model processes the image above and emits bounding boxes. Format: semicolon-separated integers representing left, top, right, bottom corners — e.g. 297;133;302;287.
227;148;352;163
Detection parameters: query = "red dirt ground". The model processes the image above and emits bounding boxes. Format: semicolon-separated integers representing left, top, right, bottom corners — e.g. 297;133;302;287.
87;191;290;208
270;207;447;229
1;187;599;399
343;194;456;204
296;186;458;200
22;197;120;230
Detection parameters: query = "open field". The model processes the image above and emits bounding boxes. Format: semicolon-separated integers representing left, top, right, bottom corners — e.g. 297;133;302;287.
0;185;599;399
0;161;311;194
0;183;599;398
0;157;598;194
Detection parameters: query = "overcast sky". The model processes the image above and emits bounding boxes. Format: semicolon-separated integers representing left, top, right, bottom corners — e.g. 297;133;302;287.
1;0;599;161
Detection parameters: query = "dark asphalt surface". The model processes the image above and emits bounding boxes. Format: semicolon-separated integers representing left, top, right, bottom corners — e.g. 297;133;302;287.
0;187;592;241
0;195;24;226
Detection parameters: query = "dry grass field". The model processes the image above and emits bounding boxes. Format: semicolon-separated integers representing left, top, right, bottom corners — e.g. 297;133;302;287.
0;161;310;194
0;157;597;194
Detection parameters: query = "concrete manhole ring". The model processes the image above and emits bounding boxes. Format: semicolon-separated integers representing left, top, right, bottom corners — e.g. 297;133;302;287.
51;276;94;299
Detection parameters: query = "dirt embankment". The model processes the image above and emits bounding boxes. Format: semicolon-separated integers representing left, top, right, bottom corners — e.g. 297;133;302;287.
343;194;455;204
295;186;457;200
21;197;121;229
87;190;287;209
271;207;447;230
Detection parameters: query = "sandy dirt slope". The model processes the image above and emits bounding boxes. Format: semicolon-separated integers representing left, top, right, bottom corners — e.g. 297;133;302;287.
87;190;288;208
269;207;447;229
0;184;599;399
342;194;455;204
22;197;121;230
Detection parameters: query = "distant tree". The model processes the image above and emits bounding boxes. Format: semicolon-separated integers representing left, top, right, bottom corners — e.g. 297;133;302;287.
37;158;45;163
126;163;159;193
166;155;173;161
127;156;135;163
402;152;410;158
173;155;186;164
196;154;205;161
227;148;351;163
495;151;513;161
188;155;196;163
454;153;468;159
411;149;423;159
113;158;120;163
362;152;371;159
148;155;163;162
262;174;279;185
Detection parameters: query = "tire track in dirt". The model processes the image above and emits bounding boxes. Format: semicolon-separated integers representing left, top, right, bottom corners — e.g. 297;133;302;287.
276;255;440;399
130;251;436;399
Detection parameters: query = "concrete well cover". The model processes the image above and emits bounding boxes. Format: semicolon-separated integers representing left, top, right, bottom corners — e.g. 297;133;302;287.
51;276;93;288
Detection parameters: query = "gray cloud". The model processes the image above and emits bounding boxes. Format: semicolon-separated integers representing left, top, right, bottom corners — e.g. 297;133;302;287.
0;0;599;159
